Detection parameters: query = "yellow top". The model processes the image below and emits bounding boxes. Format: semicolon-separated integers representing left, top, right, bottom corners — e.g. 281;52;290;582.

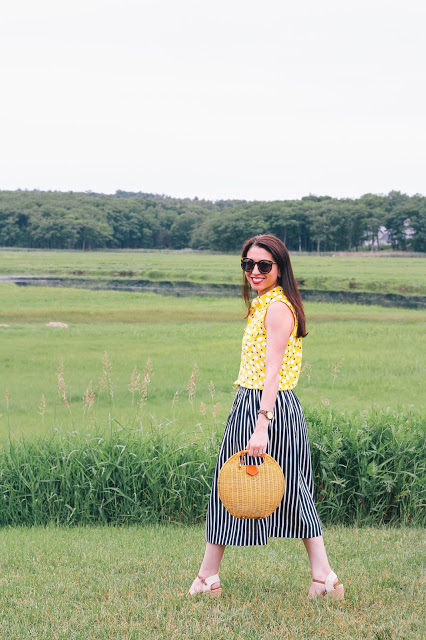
235;286;302;391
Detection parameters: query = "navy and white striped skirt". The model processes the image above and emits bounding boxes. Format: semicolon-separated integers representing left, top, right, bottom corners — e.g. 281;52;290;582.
205;386;322;546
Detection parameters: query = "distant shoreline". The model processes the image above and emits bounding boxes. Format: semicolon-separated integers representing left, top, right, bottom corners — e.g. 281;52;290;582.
3;275;425;309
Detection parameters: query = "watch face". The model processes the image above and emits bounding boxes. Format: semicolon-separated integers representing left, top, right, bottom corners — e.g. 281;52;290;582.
266;411;274;420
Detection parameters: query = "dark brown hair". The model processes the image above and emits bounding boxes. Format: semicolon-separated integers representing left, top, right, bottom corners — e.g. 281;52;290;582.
241;234;307;338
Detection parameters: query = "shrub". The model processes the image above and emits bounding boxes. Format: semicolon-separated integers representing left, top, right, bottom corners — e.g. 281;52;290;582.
0;407;423;526
309;407;425;525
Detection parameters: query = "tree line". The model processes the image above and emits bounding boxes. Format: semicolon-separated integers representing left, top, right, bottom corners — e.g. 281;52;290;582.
0;189;424;252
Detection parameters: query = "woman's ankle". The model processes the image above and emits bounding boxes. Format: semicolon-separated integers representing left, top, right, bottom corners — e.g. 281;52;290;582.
311;564;332;581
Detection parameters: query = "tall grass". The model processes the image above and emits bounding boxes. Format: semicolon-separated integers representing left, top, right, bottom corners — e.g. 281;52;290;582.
308;406;425;525
0;421;220;526
0;406;423;527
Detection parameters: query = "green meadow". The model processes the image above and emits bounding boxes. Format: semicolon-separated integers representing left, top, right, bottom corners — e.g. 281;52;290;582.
1;248;425;295
0;525;424;640
0;282;425;438
0;251;425;638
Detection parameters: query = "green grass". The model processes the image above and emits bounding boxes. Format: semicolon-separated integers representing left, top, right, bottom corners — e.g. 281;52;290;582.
1;249;425;295
0;525;424;639
1;251;424;638
0;410;423;527
0;283;425;437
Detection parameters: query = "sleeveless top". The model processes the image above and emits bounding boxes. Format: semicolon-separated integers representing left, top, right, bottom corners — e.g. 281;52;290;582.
234;286;303;391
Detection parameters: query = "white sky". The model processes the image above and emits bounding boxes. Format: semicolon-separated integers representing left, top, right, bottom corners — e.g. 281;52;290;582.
1;0;425;201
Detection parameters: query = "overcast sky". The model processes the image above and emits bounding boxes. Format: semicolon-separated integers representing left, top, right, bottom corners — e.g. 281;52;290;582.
1;0;425;201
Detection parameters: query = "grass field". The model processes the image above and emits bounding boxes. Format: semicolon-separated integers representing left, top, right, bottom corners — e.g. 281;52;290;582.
1;249;425;296
0;525;424;639
0;283;425;437
0;253;425;639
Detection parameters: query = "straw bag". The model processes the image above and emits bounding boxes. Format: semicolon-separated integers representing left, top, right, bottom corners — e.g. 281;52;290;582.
217;450;285;519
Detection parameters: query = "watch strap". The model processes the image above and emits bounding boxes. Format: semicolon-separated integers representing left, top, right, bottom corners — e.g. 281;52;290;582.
258;409;274;420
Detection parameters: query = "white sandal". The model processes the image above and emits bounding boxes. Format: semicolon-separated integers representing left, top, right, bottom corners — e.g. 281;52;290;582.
188;574;222;597
309;571;344;601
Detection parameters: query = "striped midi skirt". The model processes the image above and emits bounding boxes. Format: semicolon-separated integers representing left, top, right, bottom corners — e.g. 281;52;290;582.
205;386;322;546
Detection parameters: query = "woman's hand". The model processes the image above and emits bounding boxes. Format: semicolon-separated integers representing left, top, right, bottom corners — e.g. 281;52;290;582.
247;417;269;457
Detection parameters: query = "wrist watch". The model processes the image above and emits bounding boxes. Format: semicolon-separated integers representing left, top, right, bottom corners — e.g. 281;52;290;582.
258;409;274;420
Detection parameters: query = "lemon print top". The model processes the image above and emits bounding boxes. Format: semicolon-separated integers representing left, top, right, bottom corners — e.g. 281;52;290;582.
235;286;302;391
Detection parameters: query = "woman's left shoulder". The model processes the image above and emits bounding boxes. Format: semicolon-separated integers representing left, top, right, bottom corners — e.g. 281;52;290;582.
265;298;295;331
269;289;295;313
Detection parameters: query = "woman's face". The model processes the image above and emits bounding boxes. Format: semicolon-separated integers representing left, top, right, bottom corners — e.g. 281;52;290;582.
244;245;280;296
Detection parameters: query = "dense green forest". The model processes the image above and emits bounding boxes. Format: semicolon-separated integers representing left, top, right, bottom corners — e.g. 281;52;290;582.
0;189;425;252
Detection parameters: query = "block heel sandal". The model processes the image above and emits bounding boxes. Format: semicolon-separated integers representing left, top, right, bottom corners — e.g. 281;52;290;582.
309;571;344;601
188;574;222;597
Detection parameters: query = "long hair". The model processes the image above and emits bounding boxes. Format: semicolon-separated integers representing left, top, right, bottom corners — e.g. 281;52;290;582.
241;234;307;338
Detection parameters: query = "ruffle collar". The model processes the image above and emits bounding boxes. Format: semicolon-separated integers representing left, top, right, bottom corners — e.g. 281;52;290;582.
250;285;285;311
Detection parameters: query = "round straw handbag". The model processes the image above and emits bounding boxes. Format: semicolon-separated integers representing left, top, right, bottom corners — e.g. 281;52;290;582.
217;450;285;519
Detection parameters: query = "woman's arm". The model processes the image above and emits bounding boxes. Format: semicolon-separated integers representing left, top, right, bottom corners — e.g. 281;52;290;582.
247;302;294;456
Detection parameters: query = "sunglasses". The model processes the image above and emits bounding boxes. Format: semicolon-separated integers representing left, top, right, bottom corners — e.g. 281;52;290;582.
241;258;277;274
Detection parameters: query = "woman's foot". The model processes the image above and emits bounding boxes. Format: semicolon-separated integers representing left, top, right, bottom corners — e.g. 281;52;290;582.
188;574;221;596
308;571;344;601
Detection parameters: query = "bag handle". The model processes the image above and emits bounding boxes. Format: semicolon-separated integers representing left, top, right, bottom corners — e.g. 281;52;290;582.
238;449;265;468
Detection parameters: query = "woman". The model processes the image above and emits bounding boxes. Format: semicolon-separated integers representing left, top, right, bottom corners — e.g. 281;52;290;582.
188;234;344;600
